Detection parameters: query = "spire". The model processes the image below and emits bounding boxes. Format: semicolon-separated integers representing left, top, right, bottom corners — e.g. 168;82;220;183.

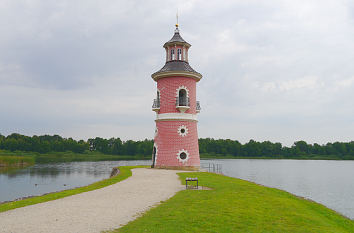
164;13;190;48
175;9;179;29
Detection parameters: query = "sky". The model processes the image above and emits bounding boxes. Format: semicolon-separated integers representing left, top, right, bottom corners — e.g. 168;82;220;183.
1;0;354;146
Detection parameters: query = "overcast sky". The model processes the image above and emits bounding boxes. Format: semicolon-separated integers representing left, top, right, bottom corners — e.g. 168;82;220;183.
1;0;354;145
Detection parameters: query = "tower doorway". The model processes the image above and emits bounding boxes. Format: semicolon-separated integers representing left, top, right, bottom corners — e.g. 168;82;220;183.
152;146;157;168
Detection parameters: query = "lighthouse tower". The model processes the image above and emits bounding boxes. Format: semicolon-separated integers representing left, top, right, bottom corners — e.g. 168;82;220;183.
151;24;202;170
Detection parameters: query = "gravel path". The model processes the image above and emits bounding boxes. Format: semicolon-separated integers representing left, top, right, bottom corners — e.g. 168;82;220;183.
0;168;185;233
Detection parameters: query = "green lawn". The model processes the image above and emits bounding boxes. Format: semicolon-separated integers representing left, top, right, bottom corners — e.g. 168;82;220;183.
0;166;147;213
113;172;354;233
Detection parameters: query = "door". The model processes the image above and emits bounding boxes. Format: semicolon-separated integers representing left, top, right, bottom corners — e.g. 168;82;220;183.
152;146;157;168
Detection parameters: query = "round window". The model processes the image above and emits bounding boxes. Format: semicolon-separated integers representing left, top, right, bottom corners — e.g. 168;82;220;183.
177;125;188;137
179;152;187;160
177;149;189;163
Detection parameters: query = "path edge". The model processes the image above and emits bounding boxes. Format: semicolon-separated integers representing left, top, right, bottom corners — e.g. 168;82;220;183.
0;165;148;213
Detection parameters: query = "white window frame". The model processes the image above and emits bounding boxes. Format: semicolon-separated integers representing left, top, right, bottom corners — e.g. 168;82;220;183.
177;48;182;60
171;49;175;60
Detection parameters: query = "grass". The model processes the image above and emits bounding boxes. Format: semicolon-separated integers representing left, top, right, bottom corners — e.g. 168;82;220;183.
0;155;35;167
0;165;147;213
33;152;149;163
0;150;150;163
112;172;354;233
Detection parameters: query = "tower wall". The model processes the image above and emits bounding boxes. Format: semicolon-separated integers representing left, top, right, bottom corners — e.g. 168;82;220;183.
157;77;197;114
154;120;200;168
154;76;200;169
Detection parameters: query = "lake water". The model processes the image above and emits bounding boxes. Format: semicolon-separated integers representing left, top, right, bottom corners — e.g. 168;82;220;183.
0;160;150;203
1;159;354;220
202;159;354;219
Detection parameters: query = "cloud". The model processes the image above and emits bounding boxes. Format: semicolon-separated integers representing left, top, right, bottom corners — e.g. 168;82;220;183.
0;0;354;145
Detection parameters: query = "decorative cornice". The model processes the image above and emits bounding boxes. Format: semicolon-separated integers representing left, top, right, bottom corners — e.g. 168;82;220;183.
152;71;202;82
155;113;198;122
164;41;191;48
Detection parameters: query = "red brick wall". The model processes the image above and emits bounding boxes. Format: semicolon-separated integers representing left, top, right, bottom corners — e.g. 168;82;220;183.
154;120;200;167
157;77;197;114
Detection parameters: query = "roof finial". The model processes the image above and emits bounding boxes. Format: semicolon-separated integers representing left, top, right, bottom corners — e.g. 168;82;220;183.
175;9;179;28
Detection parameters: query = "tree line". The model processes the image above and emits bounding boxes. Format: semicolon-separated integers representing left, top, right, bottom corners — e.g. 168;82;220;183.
0;133;153;156
1;133;354;159
199;138;354;159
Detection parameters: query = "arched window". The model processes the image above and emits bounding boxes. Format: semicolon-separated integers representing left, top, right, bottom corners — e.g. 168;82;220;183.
178;89;187;106
177;48;182;60
170;49;175;60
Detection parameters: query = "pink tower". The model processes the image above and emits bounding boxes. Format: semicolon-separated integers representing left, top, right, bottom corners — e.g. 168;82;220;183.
151;24;202;170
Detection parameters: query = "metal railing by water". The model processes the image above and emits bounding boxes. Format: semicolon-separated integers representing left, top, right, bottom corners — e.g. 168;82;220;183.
201;163;222;174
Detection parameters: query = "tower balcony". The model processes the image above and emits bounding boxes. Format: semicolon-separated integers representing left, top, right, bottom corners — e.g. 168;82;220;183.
152;99;160;112
196;101;201;113
176;97;190;113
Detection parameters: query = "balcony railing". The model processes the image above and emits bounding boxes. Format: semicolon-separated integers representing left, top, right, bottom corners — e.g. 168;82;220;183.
196;101;201;113
176;97;190;107
176;97;190;113
152;99;160;112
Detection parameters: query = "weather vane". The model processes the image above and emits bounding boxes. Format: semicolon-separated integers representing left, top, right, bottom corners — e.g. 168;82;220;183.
176;9;179;28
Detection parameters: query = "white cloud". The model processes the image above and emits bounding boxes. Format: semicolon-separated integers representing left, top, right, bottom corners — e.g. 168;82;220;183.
334;77;354;89
1;0;354;145
278;76;320;91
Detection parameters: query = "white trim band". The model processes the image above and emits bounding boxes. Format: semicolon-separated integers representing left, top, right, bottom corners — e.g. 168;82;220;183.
156;113;198;122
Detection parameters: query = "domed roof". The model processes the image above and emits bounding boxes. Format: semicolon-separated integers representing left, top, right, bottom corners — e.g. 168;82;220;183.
163;27;191;48
154;60;200;74
152;26;202;82
151;61;202;81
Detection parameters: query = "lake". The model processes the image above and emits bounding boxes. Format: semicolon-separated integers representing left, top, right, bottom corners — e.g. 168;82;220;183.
1;159;354;220
0;160;151;203
203;159;354;220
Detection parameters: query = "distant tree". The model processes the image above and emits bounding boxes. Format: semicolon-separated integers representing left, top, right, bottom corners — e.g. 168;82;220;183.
293;141;309;155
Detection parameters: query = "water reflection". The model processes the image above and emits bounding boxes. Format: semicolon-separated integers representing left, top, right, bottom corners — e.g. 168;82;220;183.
0;160;151;203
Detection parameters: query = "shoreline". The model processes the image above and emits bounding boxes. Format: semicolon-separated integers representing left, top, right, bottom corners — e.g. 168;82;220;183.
0;166;147;213
2;149;354;164
0;155;35;170
0;167;122;205
1;167;353;232
0;168;184;233
111;171;354;232
232;174;353;221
